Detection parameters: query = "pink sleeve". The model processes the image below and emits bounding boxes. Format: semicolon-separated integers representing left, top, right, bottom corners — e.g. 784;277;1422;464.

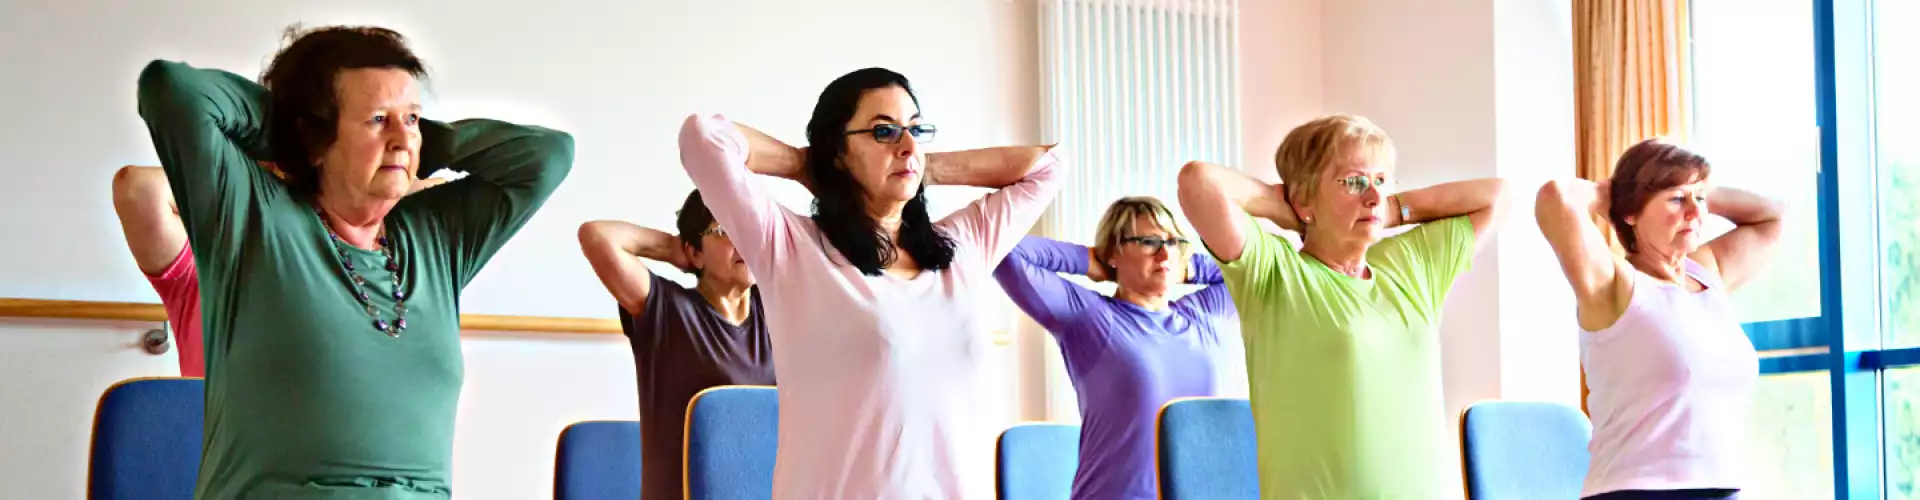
676;114;795;277
145;244;205;377
938;152;1066;271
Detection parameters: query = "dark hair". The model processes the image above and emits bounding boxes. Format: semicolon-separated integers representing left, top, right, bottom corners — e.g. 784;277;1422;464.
1607;138;1712;253
260;25;428;197
804;68;956;276
675;189;719;277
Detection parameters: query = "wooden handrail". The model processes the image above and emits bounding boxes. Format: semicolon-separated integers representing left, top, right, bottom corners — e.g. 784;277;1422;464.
0;297;1011;343
0;298;618;334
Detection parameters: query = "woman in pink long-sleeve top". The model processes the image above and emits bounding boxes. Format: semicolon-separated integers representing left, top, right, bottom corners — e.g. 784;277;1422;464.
677;67;1063;499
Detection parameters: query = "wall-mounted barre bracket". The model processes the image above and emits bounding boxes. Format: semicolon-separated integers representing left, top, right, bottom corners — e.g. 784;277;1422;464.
140;326;170;355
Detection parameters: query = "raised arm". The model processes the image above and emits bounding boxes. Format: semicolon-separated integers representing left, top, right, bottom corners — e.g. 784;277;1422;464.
135;60;277;265
933;148;1066;268
1535;179;1629;329
925;146;1056;188
678;114;797;275
111;166;189;275
1693;187;1785;290
732;122;810;188
992;236;1102;330
1392;177;1511;254
1175;161;1297;262
1185;252;1225;285
399;119;573;287
578;221;690;314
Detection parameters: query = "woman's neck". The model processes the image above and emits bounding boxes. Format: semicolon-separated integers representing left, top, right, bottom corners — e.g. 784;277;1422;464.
695;278;754;325
1627;248;1689;284
316;194;391;250
1301;237;1371;278
1114;286;1171;311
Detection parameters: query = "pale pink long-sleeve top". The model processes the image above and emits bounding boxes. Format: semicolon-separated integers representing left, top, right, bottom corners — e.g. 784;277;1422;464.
677;114;1064;499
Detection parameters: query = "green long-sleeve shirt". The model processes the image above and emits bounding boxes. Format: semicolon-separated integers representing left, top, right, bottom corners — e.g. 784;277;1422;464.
135;60;572;499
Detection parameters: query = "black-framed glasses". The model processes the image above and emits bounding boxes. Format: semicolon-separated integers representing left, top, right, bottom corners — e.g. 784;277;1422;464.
1334;174;1390;195
1121;236;1190;254
844;123;938;145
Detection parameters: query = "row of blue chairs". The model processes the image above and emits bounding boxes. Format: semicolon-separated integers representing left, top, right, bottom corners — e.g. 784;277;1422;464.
90;378;1594;499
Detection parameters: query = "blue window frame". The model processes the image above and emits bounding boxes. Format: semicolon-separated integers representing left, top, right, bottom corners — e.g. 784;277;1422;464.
1813;0;1920;497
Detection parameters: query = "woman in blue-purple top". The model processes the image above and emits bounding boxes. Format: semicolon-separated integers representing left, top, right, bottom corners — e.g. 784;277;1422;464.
992;195;1247;500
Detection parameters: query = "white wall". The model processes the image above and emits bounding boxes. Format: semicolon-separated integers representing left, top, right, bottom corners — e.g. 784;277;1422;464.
0;0;1038;498
1492;0;1580;406
1239;0;1324;184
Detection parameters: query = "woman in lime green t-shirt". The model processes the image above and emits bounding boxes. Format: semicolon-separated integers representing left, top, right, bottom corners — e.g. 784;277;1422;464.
1175;114;1510;499
136;26;571;499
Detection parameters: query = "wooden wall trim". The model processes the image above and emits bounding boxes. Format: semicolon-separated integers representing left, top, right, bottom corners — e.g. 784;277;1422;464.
0;298;619;335
0;297;1011;344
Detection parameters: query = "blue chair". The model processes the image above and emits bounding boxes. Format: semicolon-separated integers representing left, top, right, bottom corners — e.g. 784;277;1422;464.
1461;401;1592;500
88;377;204;500
683;385;778;500
996;423;1080;500
1155;397;1258;500
553;420;642;500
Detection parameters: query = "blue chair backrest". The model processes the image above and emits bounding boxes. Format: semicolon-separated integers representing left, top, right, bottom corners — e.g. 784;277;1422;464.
89;377;204;500
1156;397;1258;500
996;423;1080;500
554;420;642;500
1461;401;1592;500
684;385;778;500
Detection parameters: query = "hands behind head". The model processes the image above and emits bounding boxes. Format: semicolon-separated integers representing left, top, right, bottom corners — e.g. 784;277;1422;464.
1085;247;1113;282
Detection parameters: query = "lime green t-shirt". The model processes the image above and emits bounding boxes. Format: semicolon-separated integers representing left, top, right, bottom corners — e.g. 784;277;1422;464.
1213;215;1475;499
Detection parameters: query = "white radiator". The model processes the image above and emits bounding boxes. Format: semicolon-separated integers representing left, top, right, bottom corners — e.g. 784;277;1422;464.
1038;0;1243;240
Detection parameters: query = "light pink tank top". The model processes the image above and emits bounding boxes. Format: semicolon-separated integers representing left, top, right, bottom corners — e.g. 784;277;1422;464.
1579;258;1758;497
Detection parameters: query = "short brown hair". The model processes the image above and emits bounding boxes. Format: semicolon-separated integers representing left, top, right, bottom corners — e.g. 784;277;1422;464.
261;25;428;197
1274;115;1396;205
1607;138;1712;253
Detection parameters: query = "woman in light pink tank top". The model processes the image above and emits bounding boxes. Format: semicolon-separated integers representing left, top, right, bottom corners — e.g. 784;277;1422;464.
1536;139;1786;500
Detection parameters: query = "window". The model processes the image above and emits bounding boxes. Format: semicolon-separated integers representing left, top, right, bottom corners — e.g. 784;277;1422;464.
1889;367;1920;499
1873;0;1920;352
1875;1;1920;498
1691;0;1824;330
1689;0;1920;498
1747;372;1837;499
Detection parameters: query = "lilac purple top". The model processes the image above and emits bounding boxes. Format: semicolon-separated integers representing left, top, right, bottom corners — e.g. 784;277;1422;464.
992;236;1246;500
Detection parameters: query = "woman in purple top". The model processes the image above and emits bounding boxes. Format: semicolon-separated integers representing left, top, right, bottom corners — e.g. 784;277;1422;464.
992;196;1246;500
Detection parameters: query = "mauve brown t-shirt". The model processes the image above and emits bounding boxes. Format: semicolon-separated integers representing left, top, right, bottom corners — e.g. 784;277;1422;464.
620;273;776;500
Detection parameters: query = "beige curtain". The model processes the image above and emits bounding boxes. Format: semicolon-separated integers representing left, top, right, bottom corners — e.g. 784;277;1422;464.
1573;0;1693;412
1574;0;1693;181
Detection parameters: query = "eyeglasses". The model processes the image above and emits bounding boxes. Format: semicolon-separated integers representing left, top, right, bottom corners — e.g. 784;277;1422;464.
1121;236;1190;254
844;123;938;145
702;226;728;238
1334;174;1391;195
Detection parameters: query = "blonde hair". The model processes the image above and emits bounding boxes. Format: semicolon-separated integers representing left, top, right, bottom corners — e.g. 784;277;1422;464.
1091;196;1187;270
1273;114;1397;205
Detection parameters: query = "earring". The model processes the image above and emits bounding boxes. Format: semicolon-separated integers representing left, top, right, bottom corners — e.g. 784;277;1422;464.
1303;216;1314;224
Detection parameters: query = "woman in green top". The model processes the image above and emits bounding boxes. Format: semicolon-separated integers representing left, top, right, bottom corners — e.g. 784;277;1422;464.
135;26;572;499
1176;114;1509;499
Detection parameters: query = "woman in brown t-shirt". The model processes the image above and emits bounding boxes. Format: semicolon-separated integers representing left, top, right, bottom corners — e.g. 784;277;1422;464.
578;189;777;500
